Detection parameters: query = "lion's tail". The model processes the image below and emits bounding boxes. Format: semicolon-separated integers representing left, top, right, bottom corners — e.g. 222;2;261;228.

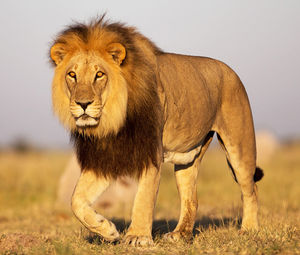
254;167;264;182
226;160;264;183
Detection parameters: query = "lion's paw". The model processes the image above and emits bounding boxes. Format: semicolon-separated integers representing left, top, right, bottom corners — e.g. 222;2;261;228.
122;235;153;247
90;218;120;242
163;231;192;242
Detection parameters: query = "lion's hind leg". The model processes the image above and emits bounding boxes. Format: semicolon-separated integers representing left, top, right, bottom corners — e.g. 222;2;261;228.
214;86;261;230
71;170;120;241
164;132;214;242
217;131;259;230
163;162;198;242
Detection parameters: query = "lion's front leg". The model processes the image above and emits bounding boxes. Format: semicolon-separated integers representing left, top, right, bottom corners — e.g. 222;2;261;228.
71;170;120;241
123;164;161;246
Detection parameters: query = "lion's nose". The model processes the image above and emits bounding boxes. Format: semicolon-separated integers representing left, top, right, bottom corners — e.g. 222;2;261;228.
76;101;93;111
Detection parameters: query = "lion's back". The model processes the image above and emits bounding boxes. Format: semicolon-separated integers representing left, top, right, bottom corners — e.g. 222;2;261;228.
157;53;224;106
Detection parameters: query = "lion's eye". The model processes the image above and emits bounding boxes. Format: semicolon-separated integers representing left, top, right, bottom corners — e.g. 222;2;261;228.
68;71;76;79
95;71;104;79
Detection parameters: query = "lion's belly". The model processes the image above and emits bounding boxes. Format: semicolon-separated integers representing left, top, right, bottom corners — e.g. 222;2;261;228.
162;123;212;165
162;119;213;165
163;144;202;165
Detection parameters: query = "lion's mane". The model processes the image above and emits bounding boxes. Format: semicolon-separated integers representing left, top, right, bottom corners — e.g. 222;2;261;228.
51;16;164;178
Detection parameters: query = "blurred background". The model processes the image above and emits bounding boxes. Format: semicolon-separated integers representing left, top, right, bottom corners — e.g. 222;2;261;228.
0;0;299;149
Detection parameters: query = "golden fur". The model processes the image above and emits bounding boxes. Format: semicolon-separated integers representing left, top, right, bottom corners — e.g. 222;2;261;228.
50;16;263;246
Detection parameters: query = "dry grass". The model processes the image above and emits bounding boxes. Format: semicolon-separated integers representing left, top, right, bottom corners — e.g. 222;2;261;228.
0;143;299;254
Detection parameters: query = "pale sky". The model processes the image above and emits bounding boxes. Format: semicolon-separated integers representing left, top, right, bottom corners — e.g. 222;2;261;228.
0;0;299;147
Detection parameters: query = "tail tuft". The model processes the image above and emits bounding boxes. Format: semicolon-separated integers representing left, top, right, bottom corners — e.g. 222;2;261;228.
254;167;264;182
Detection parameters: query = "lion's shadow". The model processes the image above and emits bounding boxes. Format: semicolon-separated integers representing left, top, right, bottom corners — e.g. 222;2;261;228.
85;216;241;244
151;216;242;236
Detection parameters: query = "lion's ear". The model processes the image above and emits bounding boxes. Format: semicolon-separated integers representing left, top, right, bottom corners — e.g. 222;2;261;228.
106;43;126;65
50;43;67;65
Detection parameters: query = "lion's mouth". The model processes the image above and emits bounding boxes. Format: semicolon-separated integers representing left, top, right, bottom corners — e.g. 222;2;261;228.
75;114;99;127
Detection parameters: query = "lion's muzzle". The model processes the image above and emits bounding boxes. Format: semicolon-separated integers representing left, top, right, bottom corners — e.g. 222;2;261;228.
70;99;102;127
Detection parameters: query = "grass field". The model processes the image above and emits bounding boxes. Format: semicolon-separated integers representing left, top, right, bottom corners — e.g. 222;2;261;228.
0;143;299;254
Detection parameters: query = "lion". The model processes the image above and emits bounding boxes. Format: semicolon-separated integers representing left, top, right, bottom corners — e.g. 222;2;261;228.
49;16;263;246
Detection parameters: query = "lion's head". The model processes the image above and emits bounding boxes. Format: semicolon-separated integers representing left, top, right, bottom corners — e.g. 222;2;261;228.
50;17;161;138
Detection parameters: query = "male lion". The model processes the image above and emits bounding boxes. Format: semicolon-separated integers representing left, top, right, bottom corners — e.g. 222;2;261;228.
50;17;263;246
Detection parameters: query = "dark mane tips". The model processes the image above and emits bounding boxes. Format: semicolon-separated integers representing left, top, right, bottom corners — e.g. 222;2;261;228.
59;14;107;42
50;15;163;66
61;23;90;43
